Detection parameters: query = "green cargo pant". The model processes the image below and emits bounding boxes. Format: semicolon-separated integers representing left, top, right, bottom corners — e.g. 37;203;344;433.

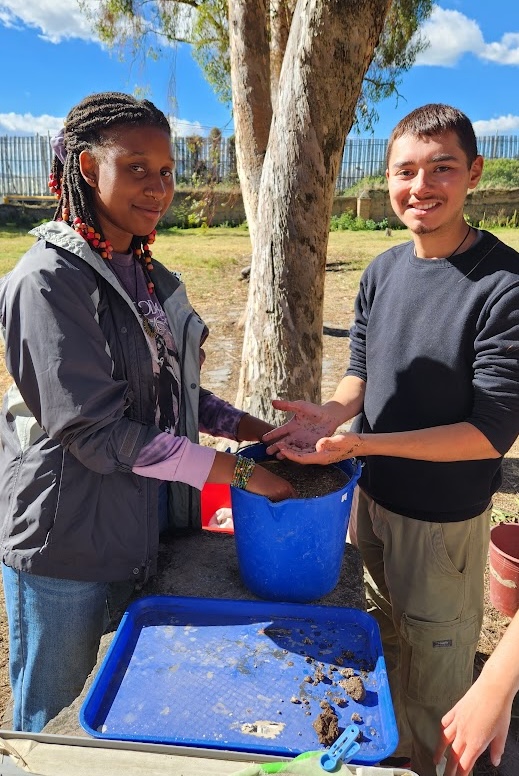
349;487;491;776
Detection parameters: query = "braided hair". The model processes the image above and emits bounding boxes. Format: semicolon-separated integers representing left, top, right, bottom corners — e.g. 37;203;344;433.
49;92;171;285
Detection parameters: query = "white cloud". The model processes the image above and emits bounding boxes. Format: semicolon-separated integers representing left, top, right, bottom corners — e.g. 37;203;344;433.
481;33;519;66
416;7;484;66
0;0;192;45
0;112;64;135
170;118;207;137
473;115;519;134
417;5;519;67
0;111;208;138
0;0;97;43
0;8;16;27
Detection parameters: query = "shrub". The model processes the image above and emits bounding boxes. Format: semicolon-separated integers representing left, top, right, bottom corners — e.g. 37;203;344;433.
479;158;519;189
473;210;519;229
337;175;387;196
330;212;392;231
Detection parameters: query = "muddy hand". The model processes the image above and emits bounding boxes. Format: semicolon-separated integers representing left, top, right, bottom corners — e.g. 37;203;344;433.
277;433;362;466
246;464;296;501
263;399;339;457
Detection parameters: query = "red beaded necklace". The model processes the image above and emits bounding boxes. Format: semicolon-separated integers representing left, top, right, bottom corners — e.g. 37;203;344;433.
58;205;156;294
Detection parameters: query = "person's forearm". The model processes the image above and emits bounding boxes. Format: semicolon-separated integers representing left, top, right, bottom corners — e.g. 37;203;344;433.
205;450;241;483
133;434;216;489
206;450;296;501
477;611;519;700
322;375;366;427
236;413;273;442
354;421;500;462
198;391;246;440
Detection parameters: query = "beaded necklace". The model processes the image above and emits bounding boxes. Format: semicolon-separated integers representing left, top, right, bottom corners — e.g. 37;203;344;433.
58;203;157;296
49;162;158;321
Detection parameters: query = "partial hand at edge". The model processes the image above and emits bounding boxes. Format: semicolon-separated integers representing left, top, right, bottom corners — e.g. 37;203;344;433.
433;677;513;776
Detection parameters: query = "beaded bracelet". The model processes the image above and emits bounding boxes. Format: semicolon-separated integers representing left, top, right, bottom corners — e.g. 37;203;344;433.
231;455;256;489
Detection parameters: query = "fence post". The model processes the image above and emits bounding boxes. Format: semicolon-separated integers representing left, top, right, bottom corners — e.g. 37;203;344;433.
357;192;371;220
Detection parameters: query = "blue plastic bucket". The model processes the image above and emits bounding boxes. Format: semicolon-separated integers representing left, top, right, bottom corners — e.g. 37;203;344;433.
231;444;362;603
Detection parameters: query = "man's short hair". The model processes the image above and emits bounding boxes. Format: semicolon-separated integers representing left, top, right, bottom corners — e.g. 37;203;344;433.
386;104;478;168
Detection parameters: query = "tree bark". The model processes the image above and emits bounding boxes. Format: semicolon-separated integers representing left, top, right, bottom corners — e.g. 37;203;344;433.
228;0;272;242
235;0;392;421
269;0;296;112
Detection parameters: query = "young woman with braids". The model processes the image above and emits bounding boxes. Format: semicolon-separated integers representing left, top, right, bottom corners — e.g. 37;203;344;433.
0;92;294;732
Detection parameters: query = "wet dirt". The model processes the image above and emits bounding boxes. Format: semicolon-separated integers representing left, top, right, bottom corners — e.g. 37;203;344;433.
258;460;349;499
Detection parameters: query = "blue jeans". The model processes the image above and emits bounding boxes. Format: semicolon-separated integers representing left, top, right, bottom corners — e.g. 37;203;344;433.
2;564;134;732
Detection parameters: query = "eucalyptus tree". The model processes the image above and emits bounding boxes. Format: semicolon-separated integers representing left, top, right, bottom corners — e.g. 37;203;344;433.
88;0;432;420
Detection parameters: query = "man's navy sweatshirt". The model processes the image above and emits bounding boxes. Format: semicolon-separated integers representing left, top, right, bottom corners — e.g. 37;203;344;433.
347;230;519;522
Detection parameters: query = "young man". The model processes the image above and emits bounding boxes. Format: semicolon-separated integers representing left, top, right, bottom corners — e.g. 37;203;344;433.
263;104;519;776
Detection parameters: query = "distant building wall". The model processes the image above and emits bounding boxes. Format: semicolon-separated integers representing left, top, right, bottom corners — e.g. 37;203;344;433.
355;188;519;226
465;188;519;221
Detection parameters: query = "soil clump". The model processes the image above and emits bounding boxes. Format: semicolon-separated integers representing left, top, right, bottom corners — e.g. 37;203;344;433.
313;701;339;746
339;675;366;702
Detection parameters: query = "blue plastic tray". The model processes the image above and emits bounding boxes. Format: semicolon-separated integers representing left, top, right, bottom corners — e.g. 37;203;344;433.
80;596;397;762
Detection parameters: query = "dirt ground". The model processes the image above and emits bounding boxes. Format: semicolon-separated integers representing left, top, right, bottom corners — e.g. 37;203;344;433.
0;241;517;774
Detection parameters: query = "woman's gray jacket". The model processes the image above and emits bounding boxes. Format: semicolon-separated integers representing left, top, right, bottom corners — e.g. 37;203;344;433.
0;222;206;582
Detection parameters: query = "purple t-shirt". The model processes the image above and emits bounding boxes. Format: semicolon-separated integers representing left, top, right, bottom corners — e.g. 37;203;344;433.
109;252;245;489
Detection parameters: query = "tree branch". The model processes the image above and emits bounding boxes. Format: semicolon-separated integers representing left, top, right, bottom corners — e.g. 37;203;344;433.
363;75;405;99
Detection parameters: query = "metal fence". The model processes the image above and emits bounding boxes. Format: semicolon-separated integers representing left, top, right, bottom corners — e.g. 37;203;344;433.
2;133;519;197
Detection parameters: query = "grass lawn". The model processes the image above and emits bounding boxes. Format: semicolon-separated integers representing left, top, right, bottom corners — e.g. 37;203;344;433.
1;222;517;398
1;223;518;294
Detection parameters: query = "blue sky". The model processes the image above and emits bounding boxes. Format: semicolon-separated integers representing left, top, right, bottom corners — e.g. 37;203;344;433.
0;0;517;139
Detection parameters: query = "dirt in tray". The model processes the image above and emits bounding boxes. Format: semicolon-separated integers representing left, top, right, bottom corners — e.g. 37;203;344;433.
313;701;339;746
338;674;366;702
258;459;349;499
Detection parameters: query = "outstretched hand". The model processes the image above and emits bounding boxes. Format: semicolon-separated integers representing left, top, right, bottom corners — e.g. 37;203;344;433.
263;399;340;457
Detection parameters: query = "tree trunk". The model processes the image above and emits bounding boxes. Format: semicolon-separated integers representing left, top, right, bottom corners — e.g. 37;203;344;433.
235;0;392;421
228;0;272;242
269;0;296;112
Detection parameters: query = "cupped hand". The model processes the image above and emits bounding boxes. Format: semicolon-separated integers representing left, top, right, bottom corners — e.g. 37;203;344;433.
263;399;339;457
245;463;296;502
272;433;362;466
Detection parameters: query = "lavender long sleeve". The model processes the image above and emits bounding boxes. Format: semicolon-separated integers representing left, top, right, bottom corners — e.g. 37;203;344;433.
133;434;216;490
132;392;246;489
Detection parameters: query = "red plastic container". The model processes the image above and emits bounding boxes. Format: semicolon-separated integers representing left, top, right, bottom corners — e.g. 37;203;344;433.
200;483;233;533
489;523;519;618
